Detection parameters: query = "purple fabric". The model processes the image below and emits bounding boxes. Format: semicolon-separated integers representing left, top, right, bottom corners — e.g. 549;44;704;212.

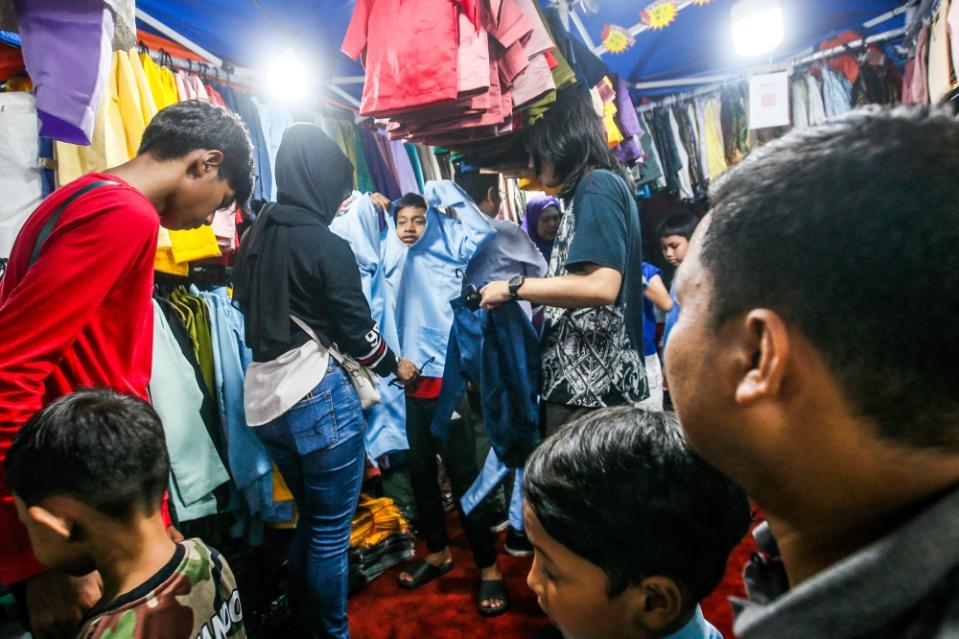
612;76;644;164
359;128;401;200
523;196;559;262
389;138;421;195
14;0;114;145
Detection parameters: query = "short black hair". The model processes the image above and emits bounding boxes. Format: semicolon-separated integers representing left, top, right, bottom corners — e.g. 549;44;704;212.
656;211;699;240
395;193;427;211
5;390;170;518
139;100;255;208
525;407;751;606
526;90;633;200
454;170;499;206
701;106;959;450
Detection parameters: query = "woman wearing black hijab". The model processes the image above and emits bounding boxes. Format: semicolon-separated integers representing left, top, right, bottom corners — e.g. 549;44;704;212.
234;123;418;638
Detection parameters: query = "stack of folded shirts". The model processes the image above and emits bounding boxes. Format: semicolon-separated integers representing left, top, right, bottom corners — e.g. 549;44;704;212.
342;0;563;146
348;531;417;594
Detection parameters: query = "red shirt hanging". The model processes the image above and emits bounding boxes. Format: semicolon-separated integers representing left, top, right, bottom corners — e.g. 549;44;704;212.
342;0;461;117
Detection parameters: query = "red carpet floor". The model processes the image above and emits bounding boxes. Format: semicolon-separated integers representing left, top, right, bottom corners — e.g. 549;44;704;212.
348;511;758;639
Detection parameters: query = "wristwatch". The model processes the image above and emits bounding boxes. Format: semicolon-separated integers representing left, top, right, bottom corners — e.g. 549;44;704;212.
508;275;525;301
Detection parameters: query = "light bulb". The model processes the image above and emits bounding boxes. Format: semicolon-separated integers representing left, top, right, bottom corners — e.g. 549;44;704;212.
265;48;312;103
731;0;784;57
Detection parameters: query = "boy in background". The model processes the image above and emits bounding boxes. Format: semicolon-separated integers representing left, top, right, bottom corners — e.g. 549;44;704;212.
524;407;750;639
5;389;245;639
656;212;699;352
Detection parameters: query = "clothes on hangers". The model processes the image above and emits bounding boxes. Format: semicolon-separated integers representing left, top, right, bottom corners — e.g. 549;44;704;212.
14;0;114;145
822;69;853;118
150;300;229;522
0;92;42;258
330;193;408;461
929;0;957;103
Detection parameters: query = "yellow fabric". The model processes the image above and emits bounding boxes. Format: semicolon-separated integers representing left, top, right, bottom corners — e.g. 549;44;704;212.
139;52;177;111
154;229;189;276
168;225;222;263
160;67;180;106
273;464;294;502
128;50;158;125
518;177;562;195
55;52;130;185
603;100;624;148
115;50;149;158
154;252;189;275
350;495;410;548
703;98;728;180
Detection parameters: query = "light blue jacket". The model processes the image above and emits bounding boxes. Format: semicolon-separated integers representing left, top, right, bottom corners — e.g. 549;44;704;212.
330;193;408;460
385;180;495;378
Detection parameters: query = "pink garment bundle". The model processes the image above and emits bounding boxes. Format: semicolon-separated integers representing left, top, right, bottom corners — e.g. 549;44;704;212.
342;0;558;146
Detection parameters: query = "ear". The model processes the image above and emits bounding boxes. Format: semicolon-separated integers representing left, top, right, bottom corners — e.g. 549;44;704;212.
188;150;225;178
629;576;684;633
486;186;497;204
734;309;791;406
27;505;73;542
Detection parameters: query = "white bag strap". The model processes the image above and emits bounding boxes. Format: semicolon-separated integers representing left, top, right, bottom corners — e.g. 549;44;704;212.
290;314;346;365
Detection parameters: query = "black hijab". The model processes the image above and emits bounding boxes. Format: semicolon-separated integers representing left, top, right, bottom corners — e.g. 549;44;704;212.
233;123;355;354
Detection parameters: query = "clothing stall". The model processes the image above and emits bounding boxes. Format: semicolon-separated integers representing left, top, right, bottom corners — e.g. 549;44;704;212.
0;0;948;637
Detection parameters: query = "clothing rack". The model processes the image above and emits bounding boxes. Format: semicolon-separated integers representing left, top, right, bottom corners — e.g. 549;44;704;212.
138;42;361;117
635;26;907;113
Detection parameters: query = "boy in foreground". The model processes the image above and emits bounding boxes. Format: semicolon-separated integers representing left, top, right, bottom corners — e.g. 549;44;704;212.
524;407;750;639
5;389;245;639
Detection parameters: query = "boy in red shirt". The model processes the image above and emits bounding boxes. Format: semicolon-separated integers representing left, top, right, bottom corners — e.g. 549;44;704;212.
0;100;254;637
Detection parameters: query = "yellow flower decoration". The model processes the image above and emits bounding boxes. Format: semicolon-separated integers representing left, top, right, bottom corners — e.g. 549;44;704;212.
641;2;679;30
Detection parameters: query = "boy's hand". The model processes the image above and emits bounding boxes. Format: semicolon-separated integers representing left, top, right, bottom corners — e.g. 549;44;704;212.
370;193;391;211
480;281;510;309
25;570;102;639
395;358;420;385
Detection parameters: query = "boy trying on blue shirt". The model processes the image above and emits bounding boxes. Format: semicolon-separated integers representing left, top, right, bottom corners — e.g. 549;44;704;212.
524;407;750;639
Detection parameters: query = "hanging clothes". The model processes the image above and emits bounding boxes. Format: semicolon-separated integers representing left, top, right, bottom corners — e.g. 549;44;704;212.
387;181;495;379
14;0;114;145
139;52;178;110
0;92;42;258
358;128;401;200
852;61;901;107
721;84;751;165
342;0;460;116
805;75;828;126
703;98;728;181
150;301;230;522
201;288;282;543
252;98;294;201
821;69;853;119
667;109;694;201
612;75;643;164
55;51;130;185
389;139;421;195
913;25;931;105
929;0;958;104
330;193;408;460
791;76;809;130
216;85;272;202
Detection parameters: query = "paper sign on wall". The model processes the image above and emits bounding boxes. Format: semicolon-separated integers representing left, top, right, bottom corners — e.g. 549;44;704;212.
748;72;790;129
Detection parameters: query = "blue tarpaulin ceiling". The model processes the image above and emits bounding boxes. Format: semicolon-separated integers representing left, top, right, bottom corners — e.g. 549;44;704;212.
136;0;907;99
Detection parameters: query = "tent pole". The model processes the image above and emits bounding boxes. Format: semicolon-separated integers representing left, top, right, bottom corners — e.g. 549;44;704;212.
634;25;906;95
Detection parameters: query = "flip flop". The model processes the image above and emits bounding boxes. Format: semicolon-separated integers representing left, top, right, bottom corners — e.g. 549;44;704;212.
397;558;453;589
477;578;510;617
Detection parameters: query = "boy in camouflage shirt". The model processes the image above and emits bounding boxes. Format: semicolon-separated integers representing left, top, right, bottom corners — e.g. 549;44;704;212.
4;389;245;639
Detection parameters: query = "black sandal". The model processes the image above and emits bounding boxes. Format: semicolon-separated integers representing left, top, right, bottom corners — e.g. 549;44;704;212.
397;558;453;589
477;578;510;617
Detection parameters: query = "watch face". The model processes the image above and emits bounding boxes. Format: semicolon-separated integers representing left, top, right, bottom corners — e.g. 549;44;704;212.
509;276;523;288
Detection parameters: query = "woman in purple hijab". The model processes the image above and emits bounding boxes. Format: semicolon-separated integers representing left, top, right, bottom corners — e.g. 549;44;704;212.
522;196;561;262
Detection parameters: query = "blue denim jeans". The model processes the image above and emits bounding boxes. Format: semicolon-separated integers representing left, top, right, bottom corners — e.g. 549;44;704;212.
255;361;366;639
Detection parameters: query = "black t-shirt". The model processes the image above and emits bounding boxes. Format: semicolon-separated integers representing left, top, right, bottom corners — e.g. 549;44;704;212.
541;169;648;407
